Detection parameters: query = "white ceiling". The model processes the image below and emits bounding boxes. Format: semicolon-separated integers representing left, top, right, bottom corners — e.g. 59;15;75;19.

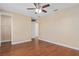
0;3;78;18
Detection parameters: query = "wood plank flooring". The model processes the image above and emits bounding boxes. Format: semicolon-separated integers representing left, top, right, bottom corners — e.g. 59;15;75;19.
0;39;79;56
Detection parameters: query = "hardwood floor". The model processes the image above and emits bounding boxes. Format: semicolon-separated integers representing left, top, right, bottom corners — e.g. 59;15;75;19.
0;39;79;56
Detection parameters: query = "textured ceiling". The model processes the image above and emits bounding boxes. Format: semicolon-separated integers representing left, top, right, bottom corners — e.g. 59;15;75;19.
0;3;78;18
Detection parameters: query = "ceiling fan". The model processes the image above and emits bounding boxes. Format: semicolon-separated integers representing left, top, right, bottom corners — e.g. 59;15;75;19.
27;3;50;14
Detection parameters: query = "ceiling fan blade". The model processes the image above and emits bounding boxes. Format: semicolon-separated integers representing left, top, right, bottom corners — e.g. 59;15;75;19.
38;3;40;8
34;3;37;8
42;4;50;8
27;8;35;10
42;10;47;13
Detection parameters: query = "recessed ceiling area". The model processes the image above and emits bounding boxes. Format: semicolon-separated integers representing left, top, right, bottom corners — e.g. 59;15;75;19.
0;3;78;18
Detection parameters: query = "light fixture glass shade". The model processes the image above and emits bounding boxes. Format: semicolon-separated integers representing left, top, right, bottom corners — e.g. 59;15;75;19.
38;9;42;13
35;8;42;13
35;9;39;13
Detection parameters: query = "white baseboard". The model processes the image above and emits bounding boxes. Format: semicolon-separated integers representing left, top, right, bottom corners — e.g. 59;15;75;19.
1;40;11;43
40;39;79;51
12;40;31;45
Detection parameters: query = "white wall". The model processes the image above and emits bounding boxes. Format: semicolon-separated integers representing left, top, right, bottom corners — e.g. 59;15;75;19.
12;13;32;44
39;5;79;50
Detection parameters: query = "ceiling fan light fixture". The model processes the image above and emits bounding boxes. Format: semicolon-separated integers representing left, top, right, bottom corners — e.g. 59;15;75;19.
38;9;42;13
35;8;42;13
27;3;50;14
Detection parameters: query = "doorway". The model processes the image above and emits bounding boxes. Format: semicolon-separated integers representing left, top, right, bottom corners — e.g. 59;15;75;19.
32;19;39;39
1;15;12;46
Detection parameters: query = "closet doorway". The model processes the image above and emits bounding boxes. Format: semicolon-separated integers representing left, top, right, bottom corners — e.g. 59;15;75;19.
1;15;12;46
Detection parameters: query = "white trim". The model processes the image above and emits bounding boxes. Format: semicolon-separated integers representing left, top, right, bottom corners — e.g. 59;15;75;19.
11;14;13;45
40;38;79;51
0;14;1;46
12;40;31;45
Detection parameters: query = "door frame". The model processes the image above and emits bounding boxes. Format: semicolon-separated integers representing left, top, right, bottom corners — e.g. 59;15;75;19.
0;11;13;46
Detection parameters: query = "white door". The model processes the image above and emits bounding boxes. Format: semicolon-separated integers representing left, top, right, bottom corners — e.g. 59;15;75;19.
1;15;11;43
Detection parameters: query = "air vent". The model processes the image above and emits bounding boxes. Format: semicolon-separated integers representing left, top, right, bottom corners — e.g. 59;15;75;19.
32;19;36;22
53;9;58;11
